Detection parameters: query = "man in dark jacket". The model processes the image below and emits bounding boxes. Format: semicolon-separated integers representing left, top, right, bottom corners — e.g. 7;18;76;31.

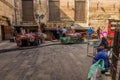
99;37;109;49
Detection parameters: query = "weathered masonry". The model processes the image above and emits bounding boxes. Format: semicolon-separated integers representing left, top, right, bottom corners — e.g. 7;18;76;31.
15;0;120;30
0;0;15;42
15;0;89;29
47;0;88;28
22;0;34;22
89;0;120;30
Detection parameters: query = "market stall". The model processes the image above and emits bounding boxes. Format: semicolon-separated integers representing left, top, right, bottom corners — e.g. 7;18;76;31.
14;25;43;47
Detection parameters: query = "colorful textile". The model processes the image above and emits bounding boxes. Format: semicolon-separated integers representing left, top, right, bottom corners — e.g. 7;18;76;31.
93;50;110;68
88;27;93;34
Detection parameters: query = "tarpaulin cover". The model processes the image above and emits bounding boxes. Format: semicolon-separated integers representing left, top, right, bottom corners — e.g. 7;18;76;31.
60;37;74;44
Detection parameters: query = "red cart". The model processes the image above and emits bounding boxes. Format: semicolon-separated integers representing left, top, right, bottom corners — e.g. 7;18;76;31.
107;19;120;46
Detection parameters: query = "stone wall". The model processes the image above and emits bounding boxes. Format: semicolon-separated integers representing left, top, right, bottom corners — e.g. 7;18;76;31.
46;0;89;28
89;0;120;31
0;0;14;23
15;0;120;30
16;0;89;28
15;0;22;25
0;0;15;41
35;0;89;27
34;0;48;25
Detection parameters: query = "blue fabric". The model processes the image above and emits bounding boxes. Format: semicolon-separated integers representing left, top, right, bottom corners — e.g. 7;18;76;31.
88;27;93;34
93;51;110;68
94;51;107;61
88;33;92;39
88;27;93;39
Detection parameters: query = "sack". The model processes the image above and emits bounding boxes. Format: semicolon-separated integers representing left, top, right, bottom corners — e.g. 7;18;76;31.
91;66;103;80
87;59;105;80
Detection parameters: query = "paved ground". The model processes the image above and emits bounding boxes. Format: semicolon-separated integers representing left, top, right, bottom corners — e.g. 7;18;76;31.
0;41;60;50
0;44;92;80
0;41;17;50
0;41;61;53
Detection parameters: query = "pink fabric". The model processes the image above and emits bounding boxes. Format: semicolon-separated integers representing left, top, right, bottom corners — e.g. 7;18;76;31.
101;30;108;37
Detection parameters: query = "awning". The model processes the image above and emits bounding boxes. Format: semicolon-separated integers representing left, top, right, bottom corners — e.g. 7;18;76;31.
14;25;38;28
73;23;89;30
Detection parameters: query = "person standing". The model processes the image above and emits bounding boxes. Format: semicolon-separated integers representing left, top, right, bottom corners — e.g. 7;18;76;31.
21;28;26;35
62;27;67;37
88;24;93;39
97;27;101;39
56;26;60;40
40;23;46;33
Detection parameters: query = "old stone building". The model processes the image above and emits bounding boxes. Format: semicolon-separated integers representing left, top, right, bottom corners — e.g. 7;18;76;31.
15;0;89;29
15;0;120;31
14;0;33;25
45;0;89;28
15;0;36;25
89;0;120;30
0;0;15;41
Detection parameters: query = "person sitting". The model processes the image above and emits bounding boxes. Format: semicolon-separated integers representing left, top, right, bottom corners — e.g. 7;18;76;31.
99;37;109;49
93;46;110;72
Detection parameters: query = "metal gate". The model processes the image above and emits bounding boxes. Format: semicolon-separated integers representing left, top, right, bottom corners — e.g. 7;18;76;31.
111;28;120;80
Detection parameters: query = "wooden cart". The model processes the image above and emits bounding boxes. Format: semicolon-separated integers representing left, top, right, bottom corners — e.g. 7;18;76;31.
60;33;84;44
107;19;120;46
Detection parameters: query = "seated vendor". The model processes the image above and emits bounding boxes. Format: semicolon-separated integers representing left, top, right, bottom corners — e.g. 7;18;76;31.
93;46;110;71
